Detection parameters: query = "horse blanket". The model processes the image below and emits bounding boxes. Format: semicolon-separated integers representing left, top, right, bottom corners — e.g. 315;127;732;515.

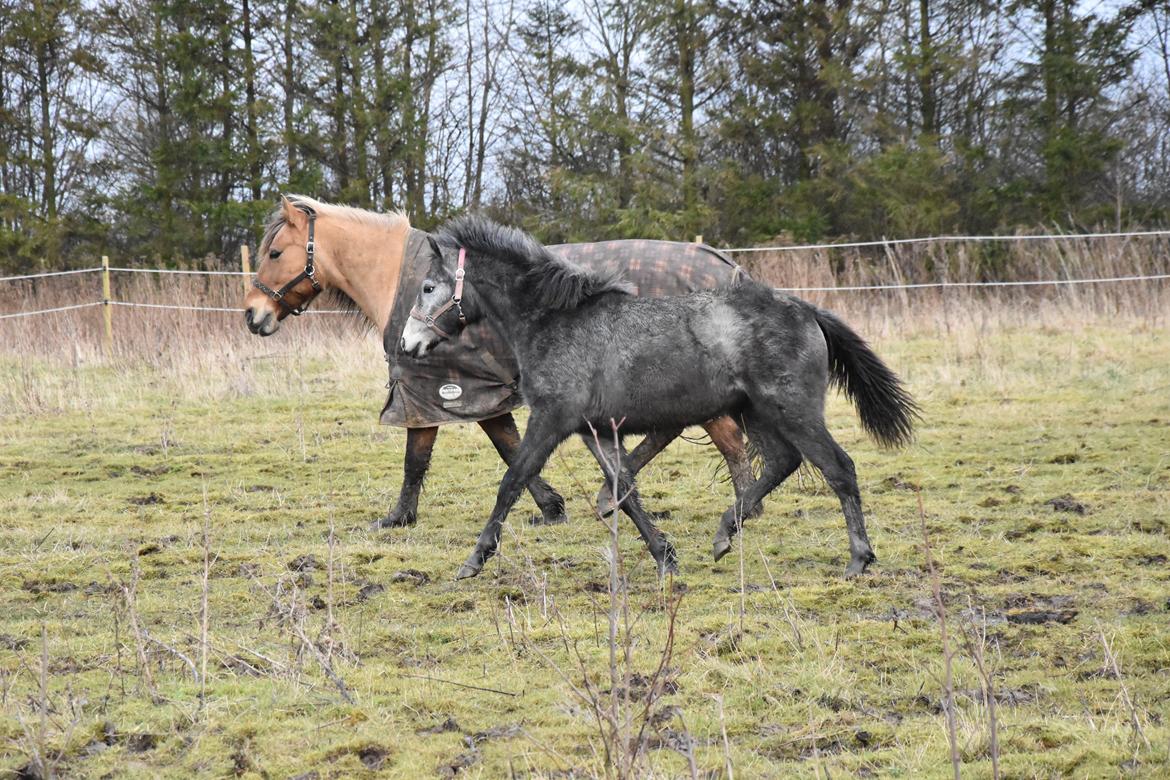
380;229;746;427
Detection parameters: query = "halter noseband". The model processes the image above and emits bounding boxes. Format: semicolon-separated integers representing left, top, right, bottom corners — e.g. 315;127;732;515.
252;204;323;316
409;246;466;340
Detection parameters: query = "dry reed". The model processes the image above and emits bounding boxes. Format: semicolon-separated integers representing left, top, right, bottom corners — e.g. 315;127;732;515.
2;236;1166;371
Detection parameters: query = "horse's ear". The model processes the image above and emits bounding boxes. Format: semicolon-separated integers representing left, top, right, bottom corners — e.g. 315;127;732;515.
281;195;307;230
427;236;442;260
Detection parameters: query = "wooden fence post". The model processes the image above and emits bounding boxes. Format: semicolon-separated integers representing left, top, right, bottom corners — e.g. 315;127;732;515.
240;244;252;294
101;255;112;353
694;234;703;244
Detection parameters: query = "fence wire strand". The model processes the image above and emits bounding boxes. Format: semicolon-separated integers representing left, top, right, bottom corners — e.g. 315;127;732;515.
720;228;1170;253
0;301;104;320
2;228;1169;320
0;267;102;283
108;301;351;314
775;273;1170;292
108;267;251;277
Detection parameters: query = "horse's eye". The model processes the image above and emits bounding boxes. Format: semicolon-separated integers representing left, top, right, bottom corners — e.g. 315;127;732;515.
423;282;435;294
269;249;282;260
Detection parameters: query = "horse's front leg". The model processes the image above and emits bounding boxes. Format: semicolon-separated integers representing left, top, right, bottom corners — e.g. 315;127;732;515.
479;413;568;525
582;431;678;576
370;426;438;529
456;414;564;580
595;427;681;518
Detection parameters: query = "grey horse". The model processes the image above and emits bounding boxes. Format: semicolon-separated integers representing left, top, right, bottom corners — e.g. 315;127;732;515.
401;216;919;580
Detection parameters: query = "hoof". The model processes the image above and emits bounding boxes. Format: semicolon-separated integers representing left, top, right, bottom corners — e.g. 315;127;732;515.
712;536;732;562
596;486;619;517
657;542;680;577
844;551;877;578
455;562;482;580
370;509;416;530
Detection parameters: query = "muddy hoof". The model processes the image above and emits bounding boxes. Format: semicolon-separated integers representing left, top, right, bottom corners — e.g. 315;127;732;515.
371;509;416;530
712;536;732;562
657;542;680;577
455;562;482;580
844;551;877;578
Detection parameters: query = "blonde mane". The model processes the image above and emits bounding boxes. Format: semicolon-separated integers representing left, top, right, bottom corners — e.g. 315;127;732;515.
259;194;409;254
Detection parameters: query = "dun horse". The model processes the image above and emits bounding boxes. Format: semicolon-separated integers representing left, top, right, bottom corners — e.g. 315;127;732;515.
243;196;757;530
402;216;918;580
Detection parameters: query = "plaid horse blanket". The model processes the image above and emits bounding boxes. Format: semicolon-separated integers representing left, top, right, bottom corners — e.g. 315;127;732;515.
380;229;746;427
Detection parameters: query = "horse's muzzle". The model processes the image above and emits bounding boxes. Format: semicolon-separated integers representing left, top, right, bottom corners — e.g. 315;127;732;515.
244;307;278;337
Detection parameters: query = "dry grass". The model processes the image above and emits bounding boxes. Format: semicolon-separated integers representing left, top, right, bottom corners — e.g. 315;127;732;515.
0;241;1168;777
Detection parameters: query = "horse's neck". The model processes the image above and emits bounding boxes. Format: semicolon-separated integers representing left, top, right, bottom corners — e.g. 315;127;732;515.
323;218;409;332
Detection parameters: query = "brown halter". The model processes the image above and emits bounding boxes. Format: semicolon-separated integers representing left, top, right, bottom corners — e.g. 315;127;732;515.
253;204;322;316
409;246;466;339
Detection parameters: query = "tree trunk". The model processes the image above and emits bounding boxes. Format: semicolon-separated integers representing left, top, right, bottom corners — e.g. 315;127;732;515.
675;0;697;225
242;0;261;200
283;0;297;179
918;0;937;137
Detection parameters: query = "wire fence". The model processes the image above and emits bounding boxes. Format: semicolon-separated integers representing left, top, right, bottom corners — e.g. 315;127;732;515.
2;229;1169;321
719;228;1170;253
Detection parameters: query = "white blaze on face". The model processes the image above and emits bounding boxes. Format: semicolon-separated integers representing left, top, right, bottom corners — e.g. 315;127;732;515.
401;316;434;356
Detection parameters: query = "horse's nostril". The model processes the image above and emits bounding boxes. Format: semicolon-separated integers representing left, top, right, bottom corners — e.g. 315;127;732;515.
245;309;254;326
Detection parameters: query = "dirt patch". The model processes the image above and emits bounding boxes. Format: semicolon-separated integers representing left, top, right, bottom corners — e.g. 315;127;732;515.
288;554;319;572
130;464;170;477
1048;453;1079;464
358;746;389;770
436;746;479;778
356;583;385;601
125;733;159;753
0;634;31;650
416;716;462;736
1044;494;1087;514
22;579;77;594
471;723;523;743
391;569;430;586
884;474;920;491
127;493;164;506
1003;593;1078;624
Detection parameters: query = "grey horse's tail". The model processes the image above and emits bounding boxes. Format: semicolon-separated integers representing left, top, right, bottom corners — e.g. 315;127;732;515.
809;305;919;448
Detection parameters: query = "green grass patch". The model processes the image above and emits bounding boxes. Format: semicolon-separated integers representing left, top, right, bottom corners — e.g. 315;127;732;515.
1;325;1168;777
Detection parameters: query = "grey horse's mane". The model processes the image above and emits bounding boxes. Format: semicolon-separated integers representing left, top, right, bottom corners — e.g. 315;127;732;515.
438;215;635;310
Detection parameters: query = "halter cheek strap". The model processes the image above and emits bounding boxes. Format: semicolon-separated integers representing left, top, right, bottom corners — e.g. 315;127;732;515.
252;204;322;316
409;246;466;340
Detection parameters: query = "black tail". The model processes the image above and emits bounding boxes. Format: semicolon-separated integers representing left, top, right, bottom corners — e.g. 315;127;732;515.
809;305;919;448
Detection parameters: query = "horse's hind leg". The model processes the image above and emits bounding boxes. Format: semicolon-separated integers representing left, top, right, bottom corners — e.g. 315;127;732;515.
703;415;760;519
371;425;438;529
581;432;678;576
480;413;568;525
595;427;680;518
712;414;802;562
776;420;876;577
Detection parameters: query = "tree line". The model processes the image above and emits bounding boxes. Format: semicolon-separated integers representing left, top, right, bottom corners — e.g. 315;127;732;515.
2;0;1169;271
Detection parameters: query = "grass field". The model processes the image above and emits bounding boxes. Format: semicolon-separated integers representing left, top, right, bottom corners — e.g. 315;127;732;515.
1;319;1168;778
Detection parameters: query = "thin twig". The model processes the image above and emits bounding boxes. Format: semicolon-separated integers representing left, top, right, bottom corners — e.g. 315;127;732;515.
398;672;519;697
919;490;960;779
1096;621;1151;751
